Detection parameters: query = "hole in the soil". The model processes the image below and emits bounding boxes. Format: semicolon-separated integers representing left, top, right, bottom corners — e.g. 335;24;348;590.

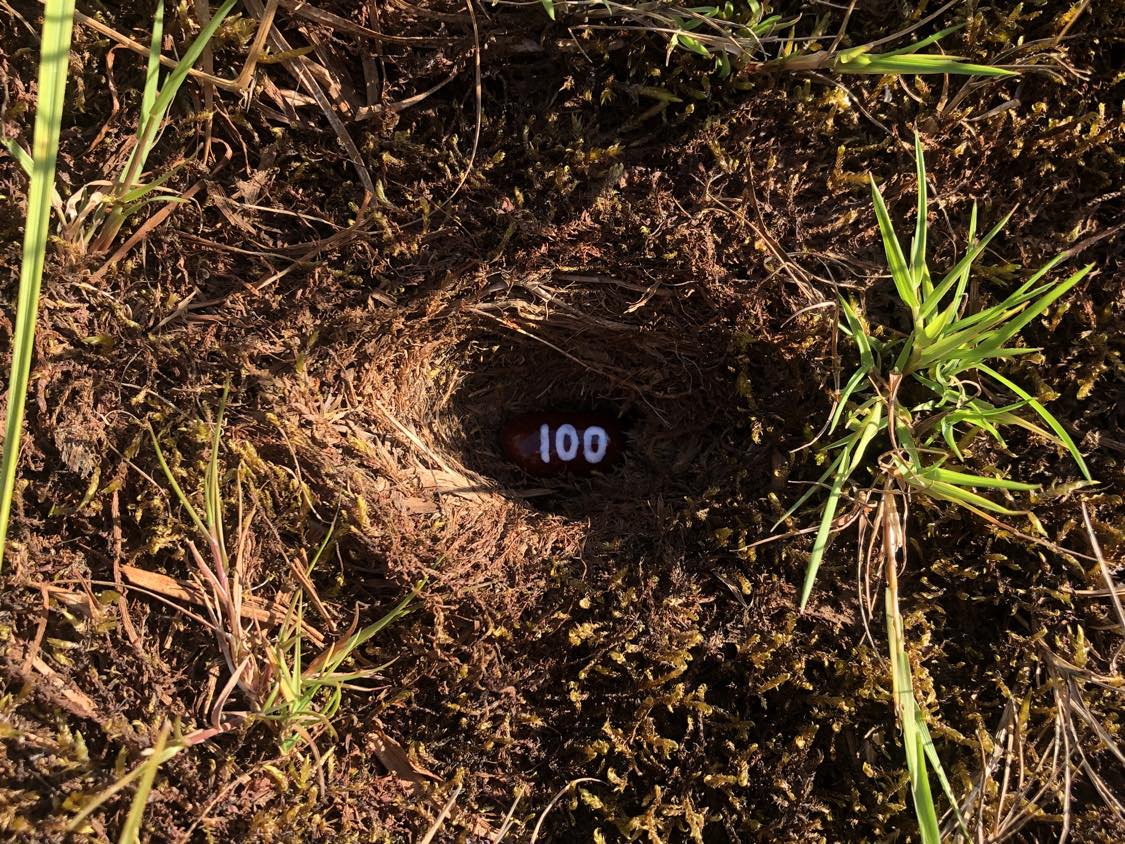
432;298;755;531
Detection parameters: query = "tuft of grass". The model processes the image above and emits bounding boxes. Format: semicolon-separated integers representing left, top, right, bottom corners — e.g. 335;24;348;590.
0;0;76;572
149;385;420;759
260;583;420;755
778;133;1094;840
781;133;1093;610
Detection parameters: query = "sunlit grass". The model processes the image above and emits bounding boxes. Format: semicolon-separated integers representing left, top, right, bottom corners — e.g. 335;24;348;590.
783;134;1092;609
779;133;1094;840
260;584;420;755
0;0;76;572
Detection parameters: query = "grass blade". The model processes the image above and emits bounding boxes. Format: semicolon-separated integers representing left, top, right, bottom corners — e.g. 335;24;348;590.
774;465;836;531
2;137;65;212
206;382;230;566
150;426;208;539
857;55;1015;77
978;364;1092;480
878;25;963;58
849;402;884;472
978;264;1094;353
839;297;874;368
869;176;918;315
921;480;1023;515
2;136;35;177
140;1;165;150
131;0;237;189
0;0;76;571
94;0;238;249
111;0;167;223
887;587;942;844
829;366;870;435
66;729;182;833
910;133;930;298
919;207;1009;325
917;716;971;840
925;466;1037;491
799;442;854;610
118;721;171;844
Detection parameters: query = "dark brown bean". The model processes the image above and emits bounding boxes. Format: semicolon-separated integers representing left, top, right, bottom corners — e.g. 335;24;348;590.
500;411;625;477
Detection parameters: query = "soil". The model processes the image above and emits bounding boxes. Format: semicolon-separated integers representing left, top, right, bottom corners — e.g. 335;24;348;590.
0;1;1123;842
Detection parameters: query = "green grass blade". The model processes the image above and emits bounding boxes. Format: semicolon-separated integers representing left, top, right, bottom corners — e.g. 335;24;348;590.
149;426;208;540
887;583;970;839
118;722;171;844
307;515;339;574
206;382;230;564
869;176;919;315
998;251;1069;304
845;54;1015;77
65;741;182;833
989;411;1056;445
978;264;1094;353
773;451;844;530
919;207;1009;325
2;137;35;177
0;0;76;571
116;0;237;199
910;133;930;298
141;1;164;138
910;320;1001;372
2;137;65;210
331;583;422;665
940;417;966;460
943;276;1067;337
941;301;1025;339
923;480;1023;515
895;418;924;470
916;716;971;839
115;0;166;207
948;266;1085;342
879;25;963;58
849;402;884;473
799;442;854;610
839;297;874;368
933;201;978;334
925;466;1037;491
829;366;870;435
978;364;1092;480
539;0;555;21
93;0;237;251
117;162;183;204
886;587;942;844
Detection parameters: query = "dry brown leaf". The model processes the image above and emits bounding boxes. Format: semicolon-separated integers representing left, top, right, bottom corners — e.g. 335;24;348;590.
120;565;325;647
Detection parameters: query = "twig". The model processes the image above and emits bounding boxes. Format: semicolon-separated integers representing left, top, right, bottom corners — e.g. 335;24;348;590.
1082;501;1125;671
530;778;604;842
418;783;463;844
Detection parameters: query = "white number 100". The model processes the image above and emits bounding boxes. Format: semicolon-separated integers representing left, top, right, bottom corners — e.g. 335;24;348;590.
539;424;608;464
